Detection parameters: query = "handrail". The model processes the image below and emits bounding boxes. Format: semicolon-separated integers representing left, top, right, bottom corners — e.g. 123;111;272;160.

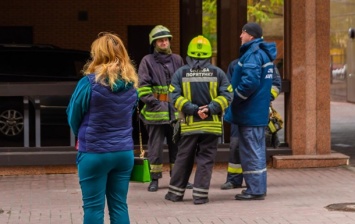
0;82;77;147
0;82;77;96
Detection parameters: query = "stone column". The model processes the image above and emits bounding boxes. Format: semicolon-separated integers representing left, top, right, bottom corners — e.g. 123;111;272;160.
273;0;349;168
217;0;247;72
217;0;247;143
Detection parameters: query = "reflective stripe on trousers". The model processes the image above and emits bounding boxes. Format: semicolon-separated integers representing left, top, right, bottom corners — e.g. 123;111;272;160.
146;124;177;179
226;124;244;185
167;134;219;199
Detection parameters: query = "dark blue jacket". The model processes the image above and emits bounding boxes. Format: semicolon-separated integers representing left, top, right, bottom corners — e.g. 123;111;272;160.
67;74;138;153
224;38;277;126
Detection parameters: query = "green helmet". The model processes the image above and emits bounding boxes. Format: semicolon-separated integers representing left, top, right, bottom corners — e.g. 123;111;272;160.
187;35;212;59
149;25;173;45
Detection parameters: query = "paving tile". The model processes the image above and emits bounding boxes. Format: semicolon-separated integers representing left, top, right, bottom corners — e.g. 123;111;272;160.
1;167;355;224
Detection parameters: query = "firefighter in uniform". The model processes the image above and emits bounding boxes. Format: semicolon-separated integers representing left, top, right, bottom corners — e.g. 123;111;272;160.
164;35;233;204
138;25;185;192
220;59;282;190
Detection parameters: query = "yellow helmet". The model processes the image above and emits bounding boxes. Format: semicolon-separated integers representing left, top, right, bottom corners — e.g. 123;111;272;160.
149;25;173;45
187;35;212;59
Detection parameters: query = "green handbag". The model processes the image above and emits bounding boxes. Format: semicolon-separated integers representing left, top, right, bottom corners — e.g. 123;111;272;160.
130;156;151;183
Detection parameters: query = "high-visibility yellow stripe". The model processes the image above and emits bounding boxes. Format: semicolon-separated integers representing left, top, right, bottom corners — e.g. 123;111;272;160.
213;96;229;111
178;73;225;133
141;109;170;121
169;84;175;93
271;86;279;99
175;96;188;111
138;85;169;98
228;163;243;174
228;167;243;174
183;82;191;101
268;121;277;133
138;86;153;98
212;114;218;122
181;120;222;134
209;81;217;99
182;82;192;125
227;84;233;92
151;85;169;93
150;164;163;173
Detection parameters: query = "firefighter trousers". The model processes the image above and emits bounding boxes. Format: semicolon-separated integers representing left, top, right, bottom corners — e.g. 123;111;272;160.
167;134;219;200
225;124;243;185
146;124;177;180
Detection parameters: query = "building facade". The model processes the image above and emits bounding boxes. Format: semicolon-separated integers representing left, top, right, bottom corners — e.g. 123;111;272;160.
0;0;349;168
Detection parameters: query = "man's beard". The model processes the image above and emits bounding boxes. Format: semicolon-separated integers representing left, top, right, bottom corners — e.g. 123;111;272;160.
155;46;172;54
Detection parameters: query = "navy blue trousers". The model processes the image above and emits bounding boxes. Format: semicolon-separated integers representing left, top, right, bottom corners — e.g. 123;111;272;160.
238;126;267;195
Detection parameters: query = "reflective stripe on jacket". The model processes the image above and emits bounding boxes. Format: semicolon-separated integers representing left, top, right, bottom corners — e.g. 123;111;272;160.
224;38;277;126
138;52;184;124
169;57;233;136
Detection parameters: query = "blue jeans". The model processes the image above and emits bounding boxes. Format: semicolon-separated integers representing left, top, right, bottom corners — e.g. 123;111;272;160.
77;150;134;224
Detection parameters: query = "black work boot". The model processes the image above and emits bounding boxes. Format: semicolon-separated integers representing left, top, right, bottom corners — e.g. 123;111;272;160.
193;198;209;205
147;179;159;192
165;192;183;202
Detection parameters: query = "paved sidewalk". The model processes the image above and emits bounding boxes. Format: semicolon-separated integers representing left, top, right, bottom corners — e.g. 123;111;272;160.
1;166;355;224
1;85;355;224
